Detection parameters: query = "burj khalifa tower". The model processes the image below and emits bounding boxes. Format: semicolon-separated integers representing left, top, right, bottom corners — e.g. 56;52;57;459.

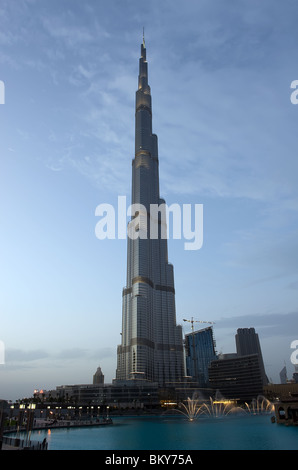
116;36;184;387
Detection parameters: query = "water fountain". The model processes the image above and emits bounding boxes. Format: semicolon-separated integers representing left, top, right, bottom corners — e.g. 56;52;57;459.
198;397;244;418
177;396;201;421
176;393;274;421
175;395;241;421
244;395;274;415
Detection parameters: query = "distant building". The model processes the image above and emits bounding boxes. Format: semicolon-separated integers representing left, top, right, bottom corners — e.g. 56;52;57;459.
264;382;298;401
235;328;268;385
280;365;288;384
93;366;104;385
55;381;160;408
208;353;264;402
293;365;298;384
185;327;217;387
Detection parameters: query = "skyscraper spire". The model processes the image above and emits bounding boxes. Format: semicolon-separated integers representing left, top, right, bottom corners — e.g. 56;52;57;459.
143;27;145;47
116;39;184;387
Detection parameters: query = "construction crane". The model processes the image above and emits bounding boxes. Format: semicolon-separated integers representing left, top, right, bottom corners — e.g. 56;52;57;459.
183;317;215;332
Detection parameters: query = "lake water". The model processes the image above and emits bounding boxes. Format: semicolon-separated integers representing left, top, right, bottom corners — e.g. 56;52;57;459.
23;415;298;450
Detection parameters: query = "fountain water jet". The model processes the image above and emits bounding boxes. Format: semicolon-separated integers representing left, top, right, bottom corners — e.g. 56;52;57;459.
176;393;274;421
177;397;201;421
177;395;243;421
199;398;243;418
245;396;274;415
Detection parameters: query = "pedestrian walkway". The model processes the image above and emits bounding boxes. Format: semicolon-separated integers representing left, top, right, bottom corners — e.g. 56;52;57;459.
1;443;21;450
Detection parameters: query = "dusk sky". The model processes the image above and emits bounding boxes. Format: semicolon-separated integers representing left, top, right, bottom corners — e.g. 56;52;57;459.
1;0;298;401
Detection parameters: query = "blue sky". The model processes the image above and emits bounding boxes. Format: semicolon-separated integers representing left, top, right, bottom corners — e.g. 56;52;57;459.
1;0;298;401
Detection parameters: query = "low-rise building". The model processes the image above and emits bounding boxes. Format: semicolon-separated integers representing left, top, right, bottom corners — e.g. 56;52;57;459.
208;353;264;402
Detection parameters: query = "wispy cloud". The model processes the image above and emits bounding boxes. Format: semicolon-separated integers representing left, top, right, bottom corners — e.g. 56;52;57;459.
6;349;49;363
223;226;298;279
42;16;94;48
4;347;115;369
215;311;298;338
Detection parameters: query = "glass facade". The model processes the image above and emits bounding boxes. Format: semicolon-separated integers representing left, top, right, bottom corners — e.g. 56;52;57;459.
185;327;217;387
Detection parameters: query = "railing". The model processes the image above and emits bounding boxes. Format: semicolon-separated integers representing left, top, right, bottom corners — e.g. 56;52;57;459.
2;435;48;450
2;417;113;450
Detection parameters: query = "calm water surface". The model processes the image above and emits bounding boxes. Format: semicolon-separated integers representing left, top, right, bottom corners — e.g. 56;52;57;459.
25;415;298;450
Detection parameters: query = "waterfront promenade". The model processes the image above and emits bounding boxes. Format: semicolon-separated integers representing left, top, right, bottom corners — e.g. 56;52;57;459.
1;417;113;450
2;442;22;450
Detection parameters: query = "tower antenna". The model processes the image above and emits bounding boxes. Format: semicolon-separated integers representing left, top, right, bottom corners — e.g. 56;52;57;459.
143;27;145;47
